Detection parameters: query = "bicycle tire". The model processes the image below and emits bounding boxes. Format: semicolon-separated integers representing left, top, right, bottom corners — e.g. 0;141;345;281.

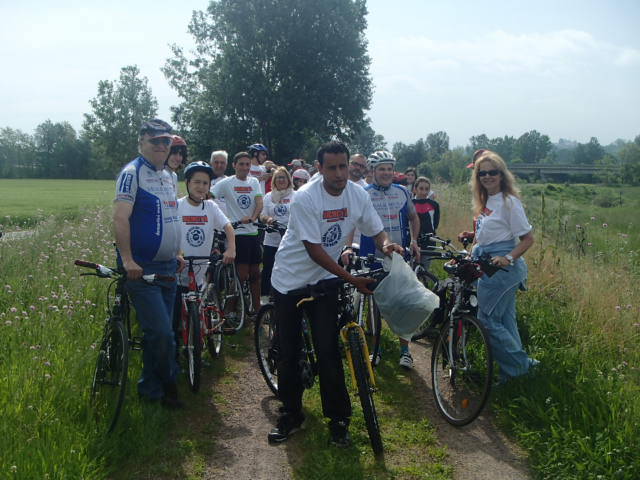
356;293;382;367
254;304;279;395
203;306;223;358
347;327;383;455
431;314;493;426
216;263;245;330
91;319;129;434
186;302;202;392
411;268;440;341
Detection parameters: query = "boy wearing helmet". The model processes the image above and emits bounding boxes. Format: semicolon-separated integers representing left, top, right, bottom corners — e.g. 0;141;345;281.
348;150;421;369
247;143;274;194
174;162;236;340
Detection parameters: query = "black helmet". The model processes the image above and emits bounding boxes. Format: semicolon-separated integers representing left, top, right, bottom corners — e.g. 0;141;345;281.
184;161;214;180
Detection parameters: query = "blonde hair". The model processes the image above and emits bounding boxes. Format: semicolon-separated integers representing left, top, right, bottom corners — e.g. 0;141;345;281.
470;150;520;216
271;166;292;191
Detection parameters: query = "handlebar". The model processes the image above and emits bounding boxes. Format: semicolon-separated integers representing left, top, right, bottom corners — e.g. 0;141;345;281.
74;260;175;283
287;268;387;297
231;220;287;235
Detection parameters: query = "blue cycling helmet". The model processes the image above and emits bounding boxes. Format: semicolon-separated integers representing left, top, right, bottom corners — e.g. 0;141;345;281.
184;161;214;180
247;143;269;155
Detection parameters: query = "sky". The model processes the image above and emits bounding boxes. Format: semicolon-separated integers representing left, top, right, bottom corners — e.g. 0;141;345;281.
2;0;639;149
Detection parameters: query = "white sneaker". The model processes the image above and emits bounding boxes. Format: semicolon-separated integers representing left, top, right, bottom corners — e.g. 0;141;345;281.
399;352;413;369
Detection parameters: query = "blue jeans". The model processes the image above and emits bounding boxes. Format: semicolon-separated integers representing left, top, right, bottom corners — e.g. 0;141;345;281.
125;260;179;399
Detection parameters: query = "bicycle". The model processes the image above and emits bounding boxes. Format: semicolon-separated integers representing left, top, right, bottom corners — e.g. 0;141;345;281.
254;262;387;455
74;259;174;433
179;254;226;393
419;236;504;426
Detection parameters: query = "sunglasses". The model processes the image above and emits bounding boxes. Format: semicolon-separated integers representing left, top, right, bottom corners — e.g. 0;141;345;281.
478;169;500;177
149;137;172;146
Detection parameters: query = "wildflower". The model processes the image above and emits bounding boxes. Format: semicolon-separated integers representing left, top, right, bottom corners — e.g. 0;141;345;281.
29;305;36;311
10;466;17;473
4;320;12;326
575;224;581;229
602;223;608;228
615;305;621;311
4;284;11;290
626;304;632;309
44;361;51;366
587;242;593;246
9;307;17;313
590;216;596;220
44;374;51;380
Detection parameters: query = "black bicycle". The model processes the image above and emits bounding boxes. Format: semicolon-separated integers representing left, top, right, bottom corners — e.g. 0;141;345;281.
255;263;387;455
420;236;503;426
74;259;174;433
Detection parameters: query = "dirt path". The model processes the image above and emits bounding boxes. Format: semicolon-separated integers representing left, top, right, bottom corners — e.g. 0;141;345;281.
409;339;531;480
200;336;530;480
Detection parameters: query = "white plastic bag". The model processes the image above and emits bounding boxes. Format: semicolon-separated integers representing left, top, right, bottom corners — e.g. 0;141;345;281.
373;252;440;341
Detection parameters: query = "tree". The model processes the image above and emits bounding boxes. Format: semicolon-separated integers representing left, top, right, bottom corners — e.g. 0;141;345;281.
0;128;36;178
618;135;640;184
33;120;89;178
573;137;605;165
83;65;158;177
514;130;552;163
163;0;372;161
349;118;386;156
393;139;426;171
425;131;449;162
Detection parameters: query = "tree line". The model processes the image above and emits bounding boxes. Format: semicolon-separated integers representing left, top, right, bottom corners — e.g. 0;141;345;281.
1;0;638;185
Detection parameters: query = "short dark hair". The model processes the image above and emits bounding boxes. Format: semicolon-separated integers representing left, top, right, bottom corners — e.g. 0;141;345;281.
233;151;251;164
316;140;350;166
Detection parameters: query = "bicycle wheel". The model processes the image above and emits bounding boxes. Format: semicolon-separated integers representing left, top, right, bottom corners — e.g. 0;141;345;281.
254;304;279;395
356;293;382;367
347;327;383;455
216;263;245;330
431;314;493;426
411;268;440;341
186;302;202;393
204;307;223;358
91;319;129;434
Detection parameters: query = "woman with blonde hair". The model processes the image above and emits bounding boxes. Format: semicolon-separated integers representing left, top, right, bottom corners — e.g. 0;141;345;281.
469;150;538;383
260;166;293;296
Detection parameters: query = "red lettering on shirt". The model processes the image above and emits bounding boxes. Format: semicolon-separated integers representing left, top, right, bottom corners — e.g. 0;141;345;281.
234;186;253;193
182;215;208;225
322;208;348;222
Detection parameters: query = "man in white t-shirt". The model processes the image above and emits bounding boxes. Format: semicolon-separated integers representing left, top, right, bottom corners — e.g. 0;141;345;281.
174;162;236;341
267;141;403;447
212;152;264;314
348;153;367;187
209;150;229;214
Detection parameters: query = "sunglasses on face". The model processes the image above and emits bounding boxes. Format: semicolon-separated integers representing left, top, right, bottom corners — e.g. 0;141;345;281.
478;169;500;177
149;137;172;146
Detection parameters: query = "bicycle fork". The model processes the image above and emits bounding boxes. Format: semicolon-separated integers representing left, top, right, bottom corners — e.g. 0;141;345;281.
340;322;377;389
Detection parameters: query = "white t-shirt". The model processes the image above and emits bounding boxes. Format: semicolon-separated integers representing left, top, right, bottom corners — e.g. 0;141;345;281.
351;179;367;246
212;175;262;235
475;193;532;246
177;197;230;287
271;178;384;294
261;190;293;247
249;163;267;194
209;175;227;215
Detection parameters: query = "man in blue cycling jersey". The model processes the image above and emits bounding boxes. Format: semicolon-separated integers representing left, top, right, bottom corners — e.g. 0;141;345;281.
113;118;184;408
348;150;420;369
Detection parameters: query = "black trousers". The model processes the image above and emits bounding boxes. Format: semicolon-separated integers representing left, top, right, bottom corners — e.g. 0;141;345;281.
261;245;278;296
274;288;351;421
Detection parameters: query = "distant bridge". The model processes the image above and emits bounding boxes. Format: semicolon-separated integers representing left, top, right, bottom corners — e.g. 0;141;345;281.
508;163;620;178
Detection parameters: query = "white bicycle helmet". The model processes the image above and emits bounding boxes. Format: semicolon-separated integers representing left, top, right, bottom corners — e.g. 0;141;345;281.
367;150;396;169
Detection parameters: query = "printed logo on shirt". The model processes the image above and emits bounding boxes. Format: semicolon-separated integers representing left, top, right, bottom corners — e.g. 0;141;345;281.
118;173;134;193
163;200;177;209
322;208;348;222
322;223;342;247
234;186;253;193
237;194;252;209
186;226;205;247
182;215;208;225
482;207;493;216
274;204;288;217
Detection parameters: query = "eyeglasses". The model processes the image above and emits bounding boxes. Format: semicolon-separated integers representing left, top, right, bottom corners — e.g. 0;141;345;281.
478;169;500;177
351;162;366;168
149;137;172;146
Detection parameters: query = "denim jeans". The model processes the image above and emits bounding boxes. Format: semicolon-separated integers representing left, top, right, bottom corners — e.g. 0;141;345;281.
125;260;178;399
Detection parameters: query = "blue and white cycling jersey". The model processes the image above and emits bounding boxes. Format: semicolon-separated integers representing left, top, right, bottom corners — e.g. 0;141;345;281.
115;156;180;264
360;182;415;258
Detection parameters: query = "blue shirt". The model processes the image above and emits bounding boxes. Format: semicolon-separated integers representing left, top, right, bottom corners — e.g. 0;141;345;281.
115;156;180;264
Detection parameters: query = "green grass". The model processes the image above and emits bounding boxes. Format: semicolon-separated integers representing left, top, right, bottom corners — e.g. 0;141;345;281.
0;179;115;228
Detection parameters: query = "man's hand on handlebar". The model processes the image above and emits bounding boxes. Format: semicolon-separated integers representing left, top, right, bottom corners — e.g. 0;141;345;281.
350;275;375;295
123;258;143;280
240;216;252;224
382;242;404;257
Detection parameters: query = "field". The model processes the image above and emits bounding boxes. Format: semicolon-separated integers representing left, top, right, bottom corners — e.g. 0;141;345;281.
1;179;638;479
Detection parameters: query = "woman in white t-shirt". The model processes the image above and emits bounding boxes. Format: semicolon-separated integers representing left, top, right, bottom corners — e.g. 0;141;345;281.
469;150;538;384
260;167;293;296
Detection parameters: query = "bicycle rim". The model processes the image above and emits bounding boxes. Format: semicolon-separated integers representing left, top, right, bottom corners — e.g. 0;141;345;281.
411;269;439;341
217;264;244;330
362;295;381;367
254;305;279;395
187;303;202;392
204;307;223;358
431;315;492;426
91;320;129;434
348;327;383;455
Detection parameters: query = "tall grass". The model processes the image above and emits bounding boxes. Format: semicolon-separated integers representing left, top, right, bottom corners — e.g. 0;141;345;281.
434;184;640;480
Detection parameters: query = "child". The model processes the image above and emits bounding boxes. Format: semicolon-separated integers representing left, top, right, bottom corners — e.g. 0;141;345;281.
412;177;440;270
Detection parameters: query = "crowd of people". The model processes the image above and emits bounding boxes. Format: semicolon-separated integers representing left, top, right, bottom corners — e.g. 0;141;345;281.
113;117;537;446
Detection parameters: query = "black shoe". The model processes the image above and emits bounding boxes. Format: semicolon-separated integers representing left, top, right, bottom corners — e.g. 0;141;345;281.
161;382;184;409
328;419;351;447
267;412;304;444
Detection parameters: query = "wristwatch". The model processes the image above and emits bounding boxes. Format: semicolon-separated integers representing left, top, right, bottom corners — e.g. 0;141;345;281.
505;254;514;266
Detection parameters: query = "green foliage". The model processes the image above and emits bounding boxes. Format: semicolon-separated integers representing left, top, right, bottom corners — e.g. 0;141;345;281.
573;137;605;165
0;127;36;178
425;131;449;162
82;65;158;178
515;130;552;163
348;117;387;156
163;0;373;162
